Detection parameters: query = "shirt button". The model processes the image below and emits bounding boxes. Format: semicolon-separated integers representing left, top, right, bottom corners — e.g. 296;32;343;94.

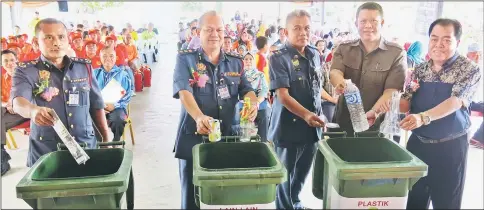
69;113;72;117
70;124;74;128
219;106;222;110
232;82;235;84
64;90;68;93
293;119;296;122
299;77;302;80
39;136;43;140
64;77;67;80
66;101;70;104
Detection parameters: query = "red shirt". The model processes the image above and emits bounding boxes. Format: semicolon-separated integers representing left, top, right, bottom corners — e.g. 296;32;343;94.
21;50;41;62
73;47;86;58
1;69;12;103
115;44;129;66
87;55;102;69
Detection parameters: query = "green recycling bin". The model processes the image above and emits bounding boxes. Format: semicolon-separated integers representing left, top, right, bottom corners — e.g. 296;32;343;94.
16;142;134;209
193;136;286;208
312;132;428;209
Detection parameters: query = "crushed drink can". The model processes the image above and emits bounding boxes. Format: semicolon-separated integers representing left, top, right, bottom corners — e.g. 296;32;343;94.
208;119;221;142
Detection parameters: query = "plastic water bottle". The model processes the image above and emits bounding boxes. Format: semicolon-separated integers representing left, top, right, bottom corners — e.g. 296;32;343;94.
344;79;369;132
380;92;402;135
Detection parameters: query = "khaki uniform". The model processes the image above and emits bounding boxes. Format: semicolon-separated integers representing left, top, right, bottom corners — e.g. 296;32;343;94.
330;38;407;135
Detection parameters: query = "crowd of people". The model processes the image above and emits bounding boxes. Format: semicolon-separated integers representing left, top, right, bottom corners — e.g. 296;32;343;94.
173;2;482;210
1;18;160;176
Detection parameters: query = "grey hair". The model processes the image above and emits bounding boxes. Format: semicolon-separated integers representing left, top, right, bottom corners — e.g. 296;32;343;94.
198;10;223;28
285;10;311;27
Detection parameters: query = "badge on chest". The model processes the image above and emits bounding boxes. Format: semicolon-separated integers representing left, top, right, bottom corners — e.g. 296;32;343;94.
68;87;80;106
217;84;231;100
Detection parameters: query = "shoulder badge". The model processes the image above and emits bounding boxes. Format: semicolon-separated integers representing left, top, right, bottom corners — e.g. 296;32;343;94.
71;57;91;64
384;40;404;50
225;52;243;59
17;62;27;68
178;49;196;55
272;47;288;57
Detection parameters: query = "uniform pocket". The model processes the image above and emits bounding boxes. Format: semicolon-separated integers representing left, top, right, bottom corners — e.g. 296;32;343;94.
226;77;241;97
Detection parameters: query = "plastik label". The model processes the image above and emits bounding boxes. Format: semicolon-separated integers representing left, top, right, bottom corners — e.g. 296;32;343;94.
330;186;407;209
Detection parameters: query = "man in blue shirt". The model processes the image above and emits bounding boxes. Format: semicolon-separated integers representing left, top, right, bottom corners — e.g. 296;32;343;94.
269;10;325;209
94;46;133;142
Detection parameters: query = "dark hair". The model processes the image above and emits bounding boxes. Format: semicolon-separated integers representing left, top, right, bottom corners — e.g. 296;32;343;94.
121;28;128;34
270;25;276;34
428;18;463;41
323;34;330;39
191;27;197;31
77;24;84;29
255;36;268;50
247;30;255;38
108;25;114;32
264;29;271;38
35;18;67;37
14;25;20;29
315;39;327;49
356;2;384;19
101;26;108;31
1;49;17;58
278;27;285;33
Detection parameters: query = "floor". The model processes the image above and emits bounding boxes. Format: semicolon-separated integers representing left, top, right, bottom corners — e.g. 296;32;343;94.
2;37;483;209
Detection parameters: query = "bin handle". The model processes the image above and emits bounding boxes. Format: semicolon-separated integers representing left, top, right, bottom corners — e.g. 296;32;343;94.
194;186;201;208
126;168;135;210
321;131;347;139
201;135;261;143
56;142;87;151
354;131;384;138
56;141;125;151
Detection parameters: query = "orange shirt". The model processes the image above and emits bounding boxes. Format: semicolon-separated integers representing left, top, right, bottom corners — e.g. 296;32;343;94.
96;43;105;55
126;44;138;62
1;71;12;103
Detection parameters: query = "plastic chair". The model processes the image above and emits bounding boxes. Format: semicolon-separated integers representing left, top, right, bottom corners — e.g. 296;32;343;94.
122;104;135;145
6;120;30;150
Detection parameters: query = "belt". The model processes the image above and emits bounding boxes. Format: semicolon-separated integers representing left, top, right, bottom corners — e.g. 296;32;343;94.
416;128;469;144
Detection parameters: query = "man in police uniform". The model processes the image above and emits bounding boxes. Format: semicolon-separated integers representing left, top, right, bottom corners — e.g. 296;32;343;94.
11;18;110;167
268;10;325;209
172;11;258;209
329;2;406;136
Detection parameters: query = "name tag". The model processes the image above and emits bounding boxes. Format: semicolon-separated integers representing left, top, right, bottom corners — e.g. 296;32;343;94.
68;91;80;106
217;85;231;100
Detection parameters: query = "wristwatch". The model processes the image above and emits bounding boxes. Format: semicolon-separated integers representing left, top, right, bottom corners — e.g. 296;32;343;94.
419;112;432;125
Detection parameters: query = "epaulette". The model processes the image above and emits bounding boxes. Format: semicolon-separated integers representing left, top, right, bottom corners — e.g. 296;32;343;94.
71;57;91;64
271;47;288;57
178;49;197;54
339;38;359;45
225;52;243;59
17;60;38;69
384;40;404;50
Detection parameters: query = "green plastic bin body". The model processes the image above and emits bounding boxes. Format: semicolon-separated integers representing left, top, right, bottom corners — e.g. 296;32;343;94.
16;148;133;209
193;142;287;206
312;137;428;209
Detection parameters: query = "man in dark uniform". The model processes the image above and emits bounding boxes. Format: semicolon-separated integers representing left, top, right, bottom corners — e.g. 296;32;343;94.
11;18;111;167
268;10;325;209
399;18;481;210
329;2;406;137
172;11;258;209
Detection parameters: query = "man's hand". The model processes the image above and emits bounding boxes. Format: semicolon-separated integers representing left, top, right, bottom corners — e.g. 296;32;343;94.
195;115;213;135
241;102;258;122
303;112;325;128
334;82;346;95
6;101;15;114
330;97;339;105
105;104;115;112
376;99;391;114
400;114;423;131
31;106;55;126
366;110;379;127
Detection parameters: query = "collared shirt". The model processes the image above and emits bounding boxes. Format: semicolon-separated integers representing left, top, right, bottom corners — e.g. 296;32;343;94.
403;53;481;107
330;37;406;131
187;36;201;50
93;65;132;110
1;71;12;103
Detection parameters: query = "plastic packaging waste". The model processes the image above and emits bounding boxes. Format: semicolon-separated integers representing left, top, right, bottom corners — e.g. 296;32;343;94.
344;79;369;132
240;98;257;142
380;91;403;135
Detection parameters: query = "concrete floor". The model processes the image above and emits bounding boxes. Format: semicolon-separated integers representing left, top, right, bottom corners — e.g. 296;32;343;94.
2;39;483;209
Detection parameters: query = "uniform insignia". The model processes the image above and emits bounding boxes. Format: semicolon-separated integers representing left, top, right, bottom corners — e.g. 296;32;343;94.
196;62;207;72
30;60;38;65
178;49;197;54
292;58;300;69
224;72;241;77
70;77;88;83
18;62;26;68
225;52;242;59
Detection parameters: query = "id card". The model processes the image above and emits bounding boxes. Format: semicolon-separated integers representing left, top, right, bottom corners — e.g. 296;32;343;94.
68;91;80;106
217;85;231;100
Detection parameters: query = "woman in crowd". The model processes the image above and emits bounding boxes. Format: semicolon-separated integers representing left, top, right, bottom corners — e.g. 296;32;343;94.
232;52;270;142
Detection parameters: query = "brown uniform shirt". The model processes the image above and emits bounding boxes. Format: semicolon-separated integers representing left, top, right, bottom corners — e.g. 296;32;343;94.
330;38;407;134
